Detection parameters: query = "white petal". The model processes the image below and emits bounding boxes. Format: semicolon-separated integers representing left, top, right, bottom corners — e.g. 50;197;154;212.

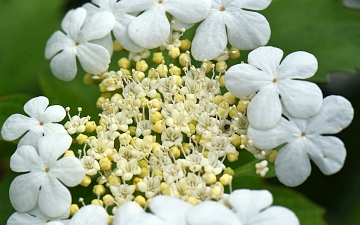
38;176;71;218
113;16;144;52
18;130;43;148
77;43;110;74
275;141;312;187
123;213;167;225
118;0;155;13
113;201;144;225
247;118;294;149
61;8;86;40
7;212;45;225
228;189;272;222
225;64;271;96
1;114;35;141
225;9;270;50
234;0;272;10
278;51;318;80
24;96;49;120
82;3;101;16
165;0;211;24
69;205;108;225
45;31;74;59
128;6;170;49
50;47;77;81
150;195;192;225
254;206;299;225
90;34;114;56
247;85;282;130
51;157;85;187
38;134;72;166
306;136;346;175
43;123;67;135
307;95;354;134
191;13;227;60
248;46;283;77
81;11;115;41
10;145;42;172
278;80;323;118
186;201;240;225
44;105;66;122
9;172;44;212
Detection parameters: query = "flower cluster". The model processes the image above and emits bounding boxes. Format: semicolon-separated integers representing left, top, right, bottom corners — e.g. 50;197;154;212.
2;0;355;224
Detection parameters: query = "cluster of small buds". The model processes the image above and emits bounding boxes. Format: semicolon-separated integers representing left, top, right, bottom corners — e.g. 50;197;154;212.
61;44;276;213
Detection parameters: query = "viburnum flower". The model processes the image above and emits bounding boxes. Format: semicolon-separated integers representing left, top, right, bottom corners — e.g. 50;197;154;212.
127;0;211;49
225;46;323;130
67;205;108;225
45;7;114;81
113;196;192;225
82;0;144;52
9;134;85;217
191;0;272;60
187;189;299;225
1;96;66;148
247;95;354;186
7;206;69;225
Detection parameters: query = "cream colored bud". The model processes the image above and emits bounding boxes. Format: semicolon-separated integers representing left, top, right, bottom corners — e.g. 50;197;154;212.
203;172;217;185
268;150;277;163
96;97;105;109
229;47;240;59
186;196;198;205
99;158;112;171
179;53;190;67
118;58;131;69
156;64;168;77
91;199;104;206
169;146;180;158
70;204;79;216
223;92;236;104
85;121;96;133
113;40;123;51
80;175;91;187
219;76;225;88
134;195;146;207
169;47;181;59
169;66;182;75
93;185;106;196
103;194;115;206
216;61;227;73
108;176;121;186
204;61;213;74
64;150;75;157
160;182;170;195
136;60;148;72
237;101;249;112
219;174;233;186
224;167;234;176
214;95;223;105
153;120;165;133
139;167;149;178
150;111;163;123
76;134;88;145
153;52;165;64
83;73;94;85
230;134;241;147
133;71;145;82
227;151;239;162
180;39;191;51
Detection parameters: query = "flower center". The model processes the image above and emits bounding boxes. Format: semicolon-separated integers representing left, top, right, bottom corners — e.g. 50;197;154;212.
45;167;50;173
220;6;225;11
272;78;277;83
75;41;80;46
39;121;44;126
300;131;306;136
158;0;163;3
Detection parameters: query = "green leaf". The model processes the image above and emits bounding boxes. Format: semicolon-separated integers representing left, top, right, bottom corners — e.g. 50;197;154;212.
38;73;101;120
262;0;360;82
0;94;33;141
0;0;64;96
0;172;16;224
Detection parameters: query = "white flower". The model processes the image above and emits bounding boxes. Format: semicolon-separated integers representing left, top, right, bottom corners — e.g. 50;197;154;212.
113;195;193;225
127;0;211;49
225;46;323;130
82;0;144;52
248;95;354;186
191;0;272;60
45;8;114;81
187;189;299;225
9;134;85;217
67;205;108;225
7;206;69;225
1;96;66;148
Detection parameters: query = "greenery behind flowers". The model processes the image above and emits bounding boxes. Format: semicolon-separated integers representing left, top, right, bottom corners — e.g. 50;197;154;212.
0;0;359;224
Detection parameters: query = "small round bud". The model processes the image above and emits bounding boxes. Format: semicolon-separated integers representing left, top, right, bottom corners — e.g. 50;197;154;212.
219;174;233;186
203;172;217;185
153;52;165;64
80;175;91;187
186;196;198;205
85;121;96;133
76;134;88;145
230;134;241;147
136;60;148;72
91;199;104;206
168;47;181;59
83;73;94;85
134;195;146;207
118;58;131;69
219;76;225;88
169;66;182;75
113;40;123;51
216;61;227;73
224;167;234;176
268;150;277;163
223;92;236;104
179;53;190;67
93;185;106;196
180;39;191;51
214;95;223;105
103;194;115;206
64;150;75;157
156;64;168;77
99;158;112;171
70;204;79;216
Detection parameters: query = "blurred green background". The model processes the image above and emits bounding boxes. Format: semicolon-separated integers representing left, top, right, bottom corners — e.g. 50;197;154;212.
0;0;359;224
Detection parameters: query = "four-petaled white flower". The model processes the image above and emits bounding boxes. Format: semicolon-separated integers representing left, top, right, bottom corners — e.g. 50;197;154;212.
113;195;192;225
225;46;323;130
1;96;66;148
187;189;299;225
248;96;354;186
45;7;114;81
127;0;211;49
9;134;85;217
191;0;272;60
